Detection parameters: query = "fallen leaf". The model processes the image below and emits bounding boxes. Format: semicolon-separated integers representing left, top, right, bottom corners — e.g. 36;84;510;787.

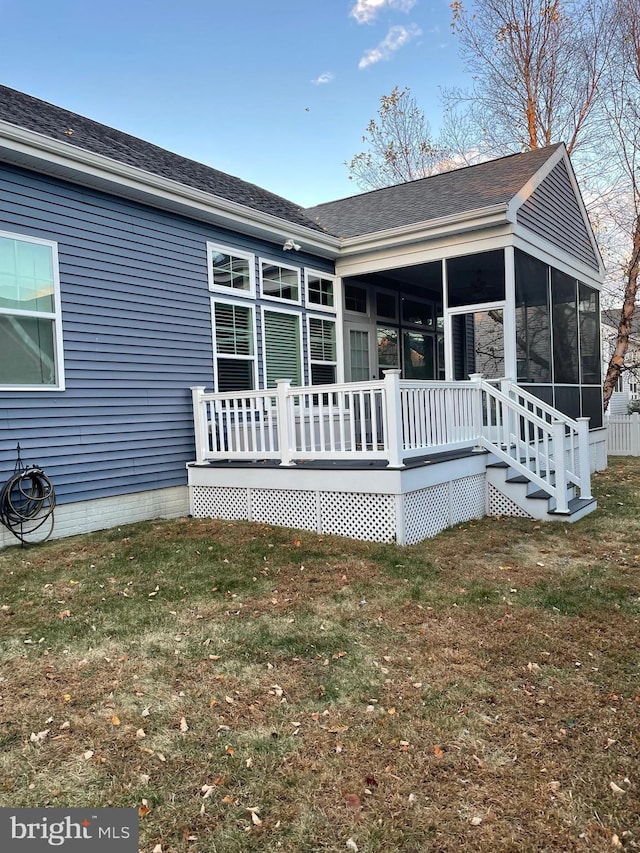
63;694;71;702
153;845;162;853
58;609;71;619
433;745;444;758
344;793;361;809
222;795;234;804
470;816;483;826
346;839;358;852
29;730;50;743
141;707;150;717
156;752;166;762
83;750;94;760
180;717;188;732
138;803;151;818
610;781;626;794
136;729;146;739
250;812;262;826
111;716;121;726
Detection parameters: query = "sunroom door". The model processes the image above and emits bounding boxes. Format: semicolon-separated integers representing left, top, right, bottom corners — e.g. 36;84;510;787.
449;307;506;381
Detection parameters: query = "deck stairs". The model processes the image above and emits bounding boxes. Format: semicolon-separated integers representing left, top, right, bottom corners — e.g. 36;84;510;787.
485;456;597;522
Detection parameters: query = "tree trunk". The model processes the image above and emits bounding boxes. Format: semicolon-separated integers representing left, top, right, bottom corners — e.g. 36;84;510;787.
602;212;640;409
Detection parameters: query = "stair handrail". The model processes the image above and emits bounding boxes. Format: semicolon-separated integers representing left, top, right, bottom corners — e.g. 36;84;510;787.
475;378;592;512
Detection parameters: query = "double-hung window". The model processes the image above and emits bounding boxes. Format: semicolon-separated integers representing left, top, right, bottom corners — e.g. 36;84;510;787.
0;231;64;389
212;300;256;392
308;316;337;385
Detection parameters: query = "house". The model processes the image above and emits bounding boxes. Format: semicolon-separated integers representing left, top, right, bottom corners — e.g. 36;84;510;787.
0;85;607;548
602;307;640;414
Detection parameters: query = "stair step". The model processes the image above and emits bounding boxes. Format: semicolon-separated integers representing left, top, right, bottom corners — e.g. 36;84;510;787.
527;488;552;500
548;497;597;517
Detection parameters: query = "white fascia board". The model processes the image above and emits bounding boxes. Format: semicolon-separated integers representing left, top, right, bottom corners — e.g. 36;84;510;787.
336;204;510;259
512;227;603;289
336;223;514;278
0;121;341;258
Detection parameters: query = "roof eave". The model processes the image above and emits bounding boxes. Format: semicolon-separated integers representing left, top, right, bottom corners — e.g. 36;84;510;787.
0;120;341;258
335;203;512;257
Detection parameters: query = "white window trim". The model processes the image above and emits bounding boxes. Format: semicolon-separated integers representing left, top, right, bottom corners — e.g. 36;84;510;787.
261;305;303;387
259;257;302;305
304;268;337;314
211;296;257;392
306;313;338;383
207;241;256;298
0;229;65;392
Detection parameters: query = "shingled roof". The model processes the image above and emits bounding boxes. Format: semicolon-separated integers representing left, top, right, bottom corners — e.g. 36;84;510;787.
0;85;324;232
304;145;563;238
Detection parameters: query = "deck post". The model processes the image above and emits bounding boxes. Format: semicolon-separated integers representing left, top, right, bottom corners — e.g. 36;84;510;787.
468;373;485;449
552;420;570;513
190;386;208;464
276;379;296;467
576;417;593;499
383;369;405;468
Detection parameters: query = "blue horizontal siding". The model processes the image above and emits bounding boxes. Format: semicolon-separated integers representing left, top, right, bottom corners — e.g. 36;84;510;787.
0;163;333;506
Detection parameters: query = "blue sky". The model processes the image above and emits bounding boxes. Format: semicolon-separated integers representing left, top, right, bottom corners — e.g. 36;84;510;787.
0;0;469;207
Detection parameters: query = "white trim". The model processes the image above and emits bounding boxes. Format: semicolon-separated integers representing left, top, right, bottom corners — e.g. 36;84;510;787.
337;205;510;258
0;121;341;258
259;257;302;305
304;268;337;313
0;229;65;392
206;241;256;298
261;305;303;387
211;296;257;392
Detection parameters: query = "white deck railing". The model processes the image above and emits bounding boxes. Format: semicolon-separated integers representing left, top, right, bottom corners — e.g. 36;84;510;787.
191;370;592;511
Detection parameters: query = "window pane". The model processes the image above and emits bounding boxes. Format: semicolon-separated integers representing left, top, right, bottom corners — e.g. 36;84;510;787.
403;332;435;380
214;303;253;355
0;315;56;385
262;263;299;301
376;292;397;320
216;358;254;392
0;236;55;312
581;386;603;428
401;298;434;328
377;327;399;369
579;283;601;384
307;274;334;307
311;363;336;385
515;250;551;382
264;311;301;386
552;270;579;383
344;283;367;313
211;250;251;292
309;317;336;361
349;329;370;381
447;250;505;307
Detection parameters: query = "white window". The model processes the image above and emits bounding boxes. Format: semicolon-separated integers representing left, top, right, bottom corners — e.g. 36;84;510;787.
262;308;302;387
305;269;336;312
260;260;301;303
0;231;64;390
212;299;256;392
308;315;337;385
207;243;255;297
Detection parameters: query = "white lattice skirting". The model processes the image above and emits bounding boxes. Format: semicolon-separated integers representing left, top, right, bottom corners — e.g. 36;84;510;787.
189;458;488;545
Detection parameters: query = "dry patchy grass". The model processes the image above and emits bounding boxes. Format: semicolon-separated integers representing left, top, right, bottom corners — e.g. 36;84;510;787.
0;458;639;852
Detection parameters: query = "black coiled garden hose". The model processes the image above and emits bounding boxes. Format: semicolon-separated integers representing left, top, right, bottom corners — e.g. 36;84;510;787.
0;466;56;544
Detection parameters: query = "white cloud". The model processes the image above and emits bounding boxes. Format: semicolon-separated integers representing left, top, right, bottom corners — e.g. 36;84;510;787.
311;72;335;85
350;0;416;25
358;24;422;69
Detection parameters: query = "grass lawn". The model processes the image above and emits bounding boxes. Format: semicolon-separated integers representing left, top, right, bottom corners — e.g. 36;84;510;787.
0;458;639;852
